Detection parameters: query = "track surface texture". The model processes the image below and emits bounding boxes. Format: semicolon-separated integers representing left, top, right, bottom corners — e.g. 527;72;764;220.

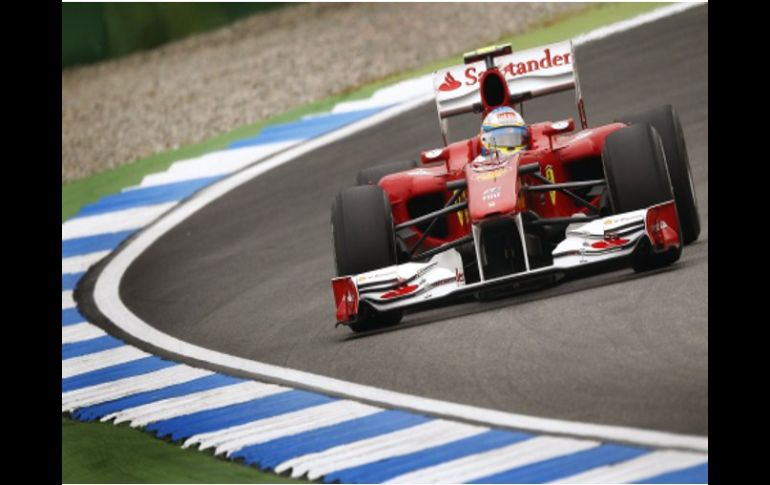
122;6;708;436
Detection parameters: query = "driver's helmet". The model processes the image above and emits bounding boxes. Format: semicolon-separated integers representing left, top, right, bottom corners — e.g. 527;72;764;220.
480;106;529;156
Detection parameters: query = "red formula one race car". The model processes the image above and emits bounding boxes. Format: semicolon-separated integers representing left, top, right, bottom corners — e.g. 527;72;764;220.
330;41;700;332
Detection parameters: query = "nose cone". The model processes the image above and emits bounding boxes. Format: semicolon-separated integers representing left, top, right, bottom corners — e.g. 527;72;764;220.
465;160;519;222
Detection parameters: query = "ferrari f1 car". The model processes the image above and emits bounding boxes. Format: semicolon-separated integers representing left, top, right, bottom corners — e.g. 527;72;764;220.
331;41;700;332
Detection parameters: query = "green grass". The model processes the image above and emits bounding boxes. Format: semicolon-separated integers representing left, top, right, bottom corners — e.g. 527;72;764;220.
62;416;308;483
62;2;668;223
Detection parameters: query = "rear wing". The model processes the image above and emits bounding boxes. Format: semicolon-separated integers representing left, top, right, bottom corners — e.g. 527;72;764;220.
433;40;587;145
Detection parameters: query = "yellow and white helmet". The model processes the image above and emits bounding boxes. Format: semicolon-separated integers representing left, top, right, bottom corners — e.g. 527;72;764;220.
480;106;529;156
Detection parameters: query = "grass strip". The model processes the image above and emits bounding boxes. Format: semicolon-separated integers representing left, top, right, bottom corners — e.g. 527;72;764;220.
62;415;308;483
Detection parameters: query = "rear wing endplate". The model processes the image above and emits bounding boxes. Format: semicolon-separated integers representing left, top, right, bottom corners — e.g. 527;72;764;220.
433;40;587;145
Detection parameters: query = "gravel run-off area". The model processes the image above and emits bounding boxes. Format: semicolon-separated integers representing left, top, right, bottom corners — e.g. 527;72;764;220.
62;2;589;183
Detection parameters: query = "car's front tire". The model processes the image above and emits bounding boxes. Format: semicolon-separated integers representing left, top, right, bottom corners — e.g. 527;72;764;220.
601;123;682;272
331;185;403;332
623;105;700;244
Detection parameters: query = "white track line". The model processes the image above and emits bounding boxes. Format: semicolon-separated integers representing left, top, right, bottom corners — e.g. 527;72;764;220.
572;2;704;46
62;365;212;413
386;436;599;484
550;449;708;484
62;346;150;379
62;202;177;240
62;322;107;345
62;290;75;310
308;422;486;481
276;419;486;480
183;400;381;456
92;4;708;453
104;380;286;427
62;250;112;274
134;141;299;189
331;74;434;113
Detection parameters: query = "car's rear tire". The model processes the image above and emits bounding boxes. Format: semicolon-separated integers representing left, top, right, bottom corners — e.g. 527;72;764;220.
601;123;681;272
623;105;700;244
331;185;403;332
356;160;418;186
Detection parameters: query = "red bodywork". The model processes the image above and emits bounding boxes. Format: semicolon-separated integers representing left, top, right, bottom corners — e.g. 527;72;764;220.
379;120;626;254
332;43;686;326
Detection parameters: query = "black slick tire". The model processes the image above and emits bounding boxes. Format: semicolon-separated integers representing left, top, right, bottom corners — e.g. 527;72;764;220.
331;185;403;331
623;105;700;244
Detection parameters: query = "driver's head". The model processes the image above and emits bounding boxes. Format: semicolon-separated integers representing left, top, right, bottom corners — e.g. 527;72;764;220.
480;106;529;156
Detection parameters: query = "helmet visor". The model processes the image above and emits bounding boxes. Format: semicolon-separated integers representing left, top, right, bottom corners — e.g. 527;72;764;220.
481;126;528;149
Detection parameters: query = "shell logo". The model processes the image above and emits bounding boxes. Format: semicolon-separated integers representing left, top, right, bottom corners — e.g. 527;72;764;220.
544;165;557;205
454;190;469;227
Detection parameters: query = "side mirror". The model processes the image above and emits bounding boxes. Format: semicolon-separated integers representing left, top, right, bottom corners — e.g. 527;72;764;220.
543;119;575;136
420;147;447;164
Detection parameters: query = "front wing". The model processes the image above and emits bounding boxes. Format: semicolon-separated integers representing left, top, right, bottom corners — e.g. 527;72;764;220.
332;201;680;325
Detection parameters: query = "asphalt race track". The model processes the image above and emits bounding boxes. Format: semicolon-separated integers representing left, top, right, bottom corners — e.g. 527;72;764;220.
121;6;708;436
